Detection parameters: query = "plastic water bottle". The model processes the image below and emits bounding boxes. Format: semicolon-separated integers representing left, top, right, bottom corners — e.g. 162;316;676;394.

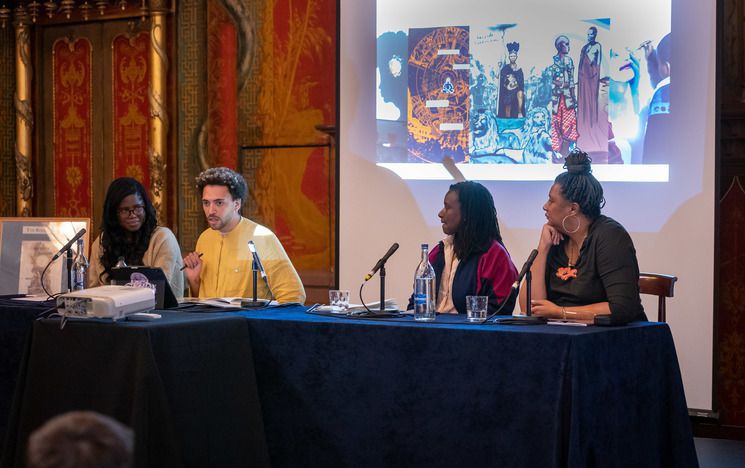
71;237;89;290
414;243;436;321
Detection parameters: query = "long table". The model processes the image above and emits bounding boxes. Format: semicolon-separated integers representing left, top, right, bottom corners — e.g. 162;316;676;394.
2;304;697;467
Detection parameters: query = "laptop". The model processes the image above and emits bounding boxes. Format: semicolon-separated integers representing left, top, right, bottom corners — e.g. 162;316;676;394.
109;266;178;309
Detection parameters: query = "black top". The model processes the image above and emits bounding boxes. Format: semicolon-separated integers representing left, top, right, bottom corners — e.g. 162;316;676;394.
545;215;646;322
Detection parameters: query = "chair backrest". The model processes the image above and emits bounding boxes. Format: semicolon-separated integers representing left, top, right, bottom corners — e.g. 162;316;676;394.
638;272;677;322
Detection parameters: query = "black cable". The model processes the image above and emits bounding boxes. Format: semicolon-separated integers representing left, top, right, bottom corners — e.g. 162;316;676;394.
358;282;375;316
36;304;62;320
479;288;517;324
39;257;56;300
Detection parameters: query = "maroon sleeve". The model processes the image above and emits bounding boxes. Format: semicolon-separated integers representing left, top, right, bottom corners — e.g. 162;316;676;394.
477;241;518;304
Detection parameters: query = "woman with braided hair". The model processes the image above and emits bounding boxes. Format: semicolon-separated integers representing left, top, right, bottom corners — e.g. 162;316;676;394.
408;181;518;315
519;149;645;322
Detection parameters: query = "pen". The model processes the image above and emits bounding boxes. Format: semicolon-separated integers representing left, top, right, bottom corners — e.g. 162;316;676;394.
306;303;320;313
180;252;203;271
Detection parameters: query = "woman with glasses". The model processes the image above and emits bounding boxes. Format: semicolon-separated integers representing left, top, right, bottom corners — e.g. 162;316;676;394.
88;177;184;297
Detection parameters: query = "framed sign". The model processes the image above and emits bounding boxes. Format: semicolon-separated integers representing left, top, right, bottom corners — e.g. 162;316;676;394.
0;218;90;296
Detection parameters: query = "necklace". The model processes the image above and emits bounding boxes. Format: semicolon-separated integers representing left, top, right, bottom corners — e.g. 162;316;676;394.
556;241;579;281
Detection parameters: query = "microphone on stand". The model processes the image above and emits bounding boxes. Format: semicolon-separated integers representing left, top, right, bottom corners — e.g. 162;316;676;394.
512;249;539;290
248;240;267;279
241;240;273;308
364;243;399;281
493;249;546;325
357;243;401;316
51;228;87;262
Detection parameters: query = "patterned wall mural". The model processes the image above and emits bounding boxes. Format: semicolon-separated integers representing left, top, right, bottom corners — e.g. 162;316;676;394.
176;0;208;252
0;26;15;217
177;0;337;295
243;0;336;283
719;178;745;427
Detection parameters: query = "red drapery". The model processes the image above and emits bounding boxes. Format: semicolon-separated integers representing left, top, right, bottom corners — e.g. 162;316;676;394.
53;38;93;217
112;33;151;188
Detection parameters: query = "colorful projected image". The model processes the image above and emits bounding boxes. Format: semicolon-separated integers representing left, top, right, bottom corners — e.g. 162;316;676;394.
407;26;470;163
376;5;671;175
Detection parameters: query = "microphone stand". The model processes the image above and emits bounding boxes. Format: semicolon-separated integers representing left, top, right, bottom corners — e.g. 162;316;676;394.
241;258;269;308
379;264;387;313
66;249;74;293
356;261;400;316
494;270;546;325
525;270;532;316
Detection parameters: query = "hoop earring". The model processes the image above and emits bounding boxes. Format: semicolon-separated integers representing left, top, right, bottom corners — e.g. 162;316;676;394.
562;214;580;234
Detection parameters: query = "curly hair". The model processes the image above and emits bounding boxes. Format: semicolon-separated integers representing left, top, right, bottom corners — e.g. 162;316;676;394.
195;167;247;203
554;149;605;219
98;178;158;281
448;181;504;260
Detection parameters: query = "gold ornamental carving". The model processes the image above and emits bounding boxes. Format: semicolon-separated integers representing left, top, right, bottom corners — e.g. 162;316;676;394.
14;14;33;216
148;6;168;222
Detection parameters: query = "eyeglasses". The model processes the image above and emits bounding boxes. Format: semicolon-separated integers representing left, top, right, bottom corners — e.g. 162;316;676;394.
118;205;145;217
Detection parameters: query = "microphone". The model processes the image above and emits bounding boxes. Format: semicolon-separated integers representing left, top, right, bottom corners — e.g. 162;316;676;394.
51;228;86;262
247;240;267;279
242;240;274;308
511;249;539;289
364;243;399;281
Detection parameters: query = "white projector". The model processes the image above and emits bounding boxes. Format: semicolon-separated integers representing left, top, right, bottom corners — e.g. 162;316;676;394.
56;285;156;320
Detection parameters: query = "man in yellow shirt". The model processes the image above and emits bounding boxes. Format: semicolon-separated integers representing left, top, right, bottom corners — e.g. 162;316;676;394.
182;167;306;303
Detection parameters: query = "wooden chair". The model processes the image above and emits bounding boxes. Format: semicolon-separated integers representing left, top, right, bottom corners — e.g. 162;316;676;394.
638;272;677;322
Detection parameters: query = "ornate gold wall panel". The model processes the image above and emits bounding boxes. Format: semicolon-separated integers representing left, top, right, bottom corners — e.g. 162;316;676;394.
176;0;208;252
14;14;33;216
0;27;15;216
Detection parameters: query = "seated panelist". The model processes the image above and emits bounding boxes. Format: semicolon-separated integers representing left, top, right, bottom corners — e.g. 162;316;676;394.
409;181;518;315
182;167;306;304
519;149;646;322
88;177;184;298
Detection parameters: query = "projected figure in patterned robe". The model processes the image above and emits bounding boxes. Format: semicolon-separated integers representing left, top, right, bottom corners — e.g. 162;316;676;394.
577;26;609;160
549;35;578;158
498;42;525;118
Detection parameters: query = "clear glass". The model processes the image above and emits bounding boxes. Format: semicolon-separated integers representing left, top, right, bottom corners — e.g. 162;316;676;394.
466;295;488;322
329;289;350;310
414;244;436;321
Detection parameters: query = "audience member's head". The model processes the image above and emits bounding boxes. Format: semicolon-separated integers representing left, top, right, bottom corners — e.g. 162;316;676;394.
27;411;134;468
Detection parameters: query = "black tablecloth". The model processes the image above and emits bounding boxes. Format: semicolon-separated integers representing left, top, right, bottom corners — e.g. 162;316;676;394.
0;298;49;448
232;308;698;467
2;311;269;468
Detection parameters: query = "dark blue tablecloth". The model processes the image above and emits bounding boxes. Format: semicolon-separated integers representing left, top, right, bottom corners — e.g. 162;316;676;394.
231;307;698;467
1;303;697;467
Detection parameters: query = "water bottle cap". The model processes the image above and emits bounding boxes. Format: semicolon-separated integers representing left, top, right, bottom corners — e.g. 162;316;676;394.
421;243;428;249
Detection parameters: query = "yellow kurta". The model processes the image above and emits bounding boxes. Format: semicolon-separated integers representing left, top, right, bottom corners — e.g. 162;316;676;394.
195;217;306;304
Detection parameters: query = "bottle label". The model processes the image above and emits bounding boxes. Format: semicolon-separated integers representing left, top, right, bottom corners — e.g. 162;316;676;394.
414;293;426;305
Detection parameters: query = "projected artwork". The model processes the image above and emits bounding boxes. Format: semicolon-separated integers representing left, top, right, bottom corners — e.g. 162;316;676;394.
376;2;671;180
407;26;470;163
